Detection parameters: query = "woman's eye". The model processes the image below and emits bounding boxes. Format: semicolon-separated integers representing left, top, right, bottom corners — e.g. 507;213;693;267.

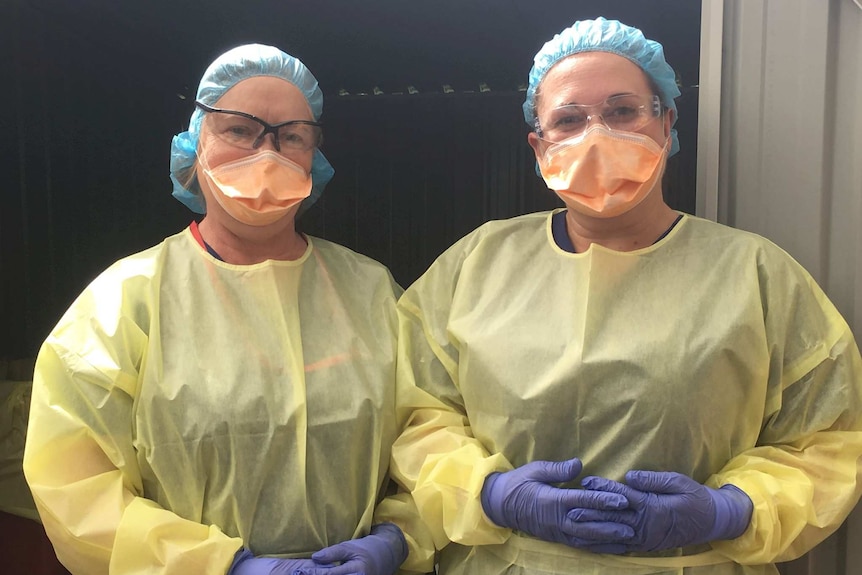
280;132;304;143
607;106;638;120
226;125;255;137
279;126;320;149
553;115;586;129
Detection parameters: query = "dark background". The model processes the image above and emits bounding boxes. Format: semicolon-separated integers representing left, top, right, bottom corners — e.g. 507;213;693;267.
1;0;702;360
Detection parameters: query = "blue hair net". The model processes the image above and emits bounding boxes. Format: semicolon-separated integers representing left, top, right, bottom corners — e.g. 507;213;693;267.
170;44;335;214
523;17;682;156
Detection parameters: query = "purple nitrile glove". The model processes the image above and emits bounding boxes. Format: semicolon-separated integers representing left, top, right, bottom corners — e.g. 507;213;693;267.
227;548;332;575
480;458;632;551
296;523;408;575
568;470;753;553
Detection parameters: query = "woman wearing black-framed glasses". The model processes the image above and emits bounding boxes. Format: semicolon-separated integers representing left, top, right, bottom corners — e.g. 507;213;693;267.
24;44;429;575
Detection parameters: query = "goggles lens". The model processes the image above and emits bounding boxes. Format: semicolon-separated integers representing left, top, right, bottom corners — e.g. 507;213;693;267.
539;94;661;142
197;101;322;153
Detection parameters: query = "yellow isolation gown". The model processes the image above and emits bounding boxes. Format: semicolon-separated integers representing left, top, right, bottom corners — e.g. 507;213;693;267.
23;228;433;575
392;210;862;575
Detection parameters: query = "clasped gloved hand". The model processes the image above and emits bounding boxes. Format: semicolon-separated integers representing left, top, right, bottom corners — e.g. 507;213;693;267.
227;548;333;575
568;470;753;553
480;458;632;551
296;523;408;575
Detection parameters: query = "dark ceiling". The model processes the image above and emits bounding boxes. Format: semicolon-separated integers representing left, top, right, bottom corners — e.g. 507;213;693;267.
7;0;701;103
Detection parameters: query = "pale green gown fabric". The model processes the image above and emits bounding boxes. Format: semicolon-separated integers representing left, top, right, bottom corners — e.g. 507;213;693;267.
392;211;862;575
24;229;419;574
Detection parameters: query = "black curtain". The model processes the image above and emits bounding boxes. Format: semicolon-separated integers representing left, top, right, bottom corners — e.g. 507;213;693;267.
1;0;699;361
302;88;698;287
1;85;697;359
301;91;563;287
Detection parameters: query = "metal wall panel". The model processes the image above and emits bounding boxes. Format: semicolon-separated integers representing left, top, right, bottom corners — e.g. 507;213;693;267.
706;0;862;572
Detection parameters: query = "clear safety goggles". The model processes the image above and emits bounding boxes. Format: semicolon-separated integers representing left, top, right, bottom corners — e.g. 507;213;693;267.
196;101;323;153
535;94;663;143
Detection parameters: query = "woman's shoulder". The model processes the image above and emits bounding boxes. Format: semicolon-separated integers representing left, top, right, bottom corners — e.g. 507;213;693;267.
306;236;401;290
70;230;200;314
51;236;180;339
403;212;553;293
438;211;554;259
308;236;392;272
679;215;818;284
88;236;177;291
682;215;795;256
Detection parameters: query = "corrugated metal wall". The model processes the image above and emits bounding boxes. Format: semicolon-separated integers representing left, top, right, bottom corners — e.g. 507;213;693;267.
703;0;862;572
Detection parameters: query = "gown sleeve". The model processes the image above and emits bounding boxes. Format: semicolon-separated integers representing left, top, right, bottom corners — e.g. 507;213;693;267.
23;267;242;575
373;486;437;574
373;276;437;575
390;235;513;551
707;252;862;563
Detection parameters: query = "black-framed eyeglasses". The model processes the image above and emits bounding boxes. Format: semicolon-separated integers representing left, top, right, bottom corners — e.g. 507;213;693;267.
195;101;323;153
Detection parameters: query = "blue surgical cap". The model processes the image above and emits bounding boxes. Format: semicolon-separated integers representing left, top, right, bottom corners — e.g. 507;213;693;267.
170;44;335;214
523;17;681;156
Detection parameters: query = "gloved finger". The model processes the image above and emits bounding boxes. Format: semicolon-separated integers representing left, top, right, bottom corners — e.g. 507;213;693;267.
298;562;360;575
559;487;628;510
561;518;634;540
305;562;337;568
523;458;583;484
567;507;639;529
625;470;697;494
581;476;645;505
311;546;352;564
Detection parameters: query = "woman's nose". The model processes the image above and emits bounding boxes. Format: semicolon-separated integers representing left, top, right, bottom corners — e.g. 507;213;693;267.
254;131;281;152
585;113;609;129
